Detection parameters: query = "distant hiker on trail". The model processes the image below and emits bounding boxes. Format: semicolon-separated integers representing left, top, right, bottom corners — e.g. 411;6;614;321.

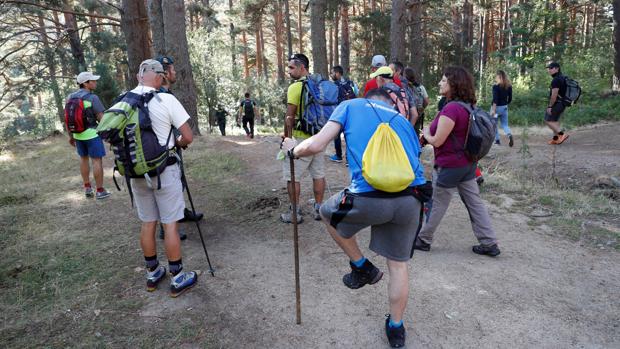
329;65;358;163
362;55;403;96
239;92;259;139
545;62;569;145
154;55;203;241
215;105;229;136
404;67;430;134
491;70;514;147
280;53;326;223
371;66;419;128
130;59;198;297
281;88;426;348
416;66;500;256
65;71;111;200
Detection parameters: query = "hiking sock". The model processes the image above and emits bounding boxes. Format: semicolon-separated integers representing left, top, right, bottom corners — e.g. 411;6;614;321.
553;135;559;140
169;259;183;276
389;318;404;329
145;255;159;272
558;131;565;136
96;187;105;193
84;182;91;189
351;256;367;268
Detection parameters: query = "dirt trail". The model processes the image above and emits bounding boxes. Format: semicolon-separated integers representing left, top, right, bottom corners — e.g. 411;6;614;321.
140;124;619;348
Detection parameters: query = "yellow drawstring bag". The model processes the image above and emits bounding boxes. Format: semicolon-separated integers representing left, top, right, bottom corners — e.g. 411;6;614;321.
362;122;415;193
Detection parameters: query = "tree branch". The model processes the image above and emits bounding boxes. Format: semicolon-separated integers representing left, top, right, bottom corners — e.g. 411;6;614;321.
4;0;121;22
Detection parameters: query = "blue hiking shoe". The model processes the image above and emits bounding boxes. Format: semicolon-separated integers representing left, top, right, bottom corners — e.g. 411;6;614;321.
170;271;198;298
146;265;166;292
329;154;343;163
84;187;94;198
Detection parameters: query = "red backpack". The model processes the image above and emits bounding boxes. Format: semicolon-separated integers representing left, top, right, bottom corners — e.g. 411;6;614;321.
64;97;95;133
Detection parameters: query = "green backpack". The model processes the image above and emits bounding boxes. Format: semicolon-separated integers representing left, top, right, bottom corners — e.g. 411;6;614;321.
96;91;175;197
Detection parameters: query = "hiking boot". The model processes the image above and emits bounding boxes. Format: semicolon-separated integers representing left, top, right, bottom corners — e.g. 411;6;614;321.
413;237;431;252
329;154;343;163
179;208;203;223
472;243;501;257
95;189;111;200
476;176;484;186
385;315;406;348
508;134;514;147
556;133;569;144
170;271;198;298
342;259;383;289
159;225;187;241
84;187;94;198
313;202;322;221
146;265;166;291
548;136;559;145
280;207;303;224
494;139;500;145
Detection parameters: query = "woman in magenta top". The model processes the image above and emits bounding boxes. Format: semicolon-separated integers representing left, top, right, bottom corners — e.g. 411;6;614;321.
415;66;500;257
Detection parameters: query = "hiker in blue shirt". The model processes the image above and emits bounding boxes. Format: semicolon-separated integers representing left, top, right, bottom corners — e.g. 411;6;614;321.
281;88;425;348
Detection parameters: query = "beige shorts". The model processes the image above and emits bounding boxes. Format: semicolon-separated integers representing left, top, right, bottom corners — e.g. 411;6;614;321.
131;164;185;224
282;152;326;181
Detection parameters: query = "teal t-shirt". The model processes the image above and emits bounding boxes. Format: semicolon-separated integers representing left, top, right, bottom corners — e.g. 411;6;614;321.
328;98;426;193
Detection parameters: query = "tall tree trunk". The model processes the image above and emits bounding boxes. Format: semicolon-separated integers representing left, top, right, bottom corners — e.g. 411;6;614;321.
462;0;474;72
340;5;350;76
275;0;285;83
451;4;463;66
583;3;590;49
408;1;424;74
613;0;620;91
298;0;303;53
148;0;165;56
310;0;328;76
121;0;152;88
229;0;238;79
88;8;99;34
260;20;268;79
334;7;339;67
38;16;64;124
242;31;249;78
255;21;262;77
328;23;333;70
284;0;293;57
63;6;87;74
390;0;406;62
161;0;200;134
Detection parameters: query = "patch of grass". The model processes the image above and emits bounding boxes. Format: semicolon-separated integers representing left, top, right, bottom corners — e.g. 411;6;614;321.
0;136;232;348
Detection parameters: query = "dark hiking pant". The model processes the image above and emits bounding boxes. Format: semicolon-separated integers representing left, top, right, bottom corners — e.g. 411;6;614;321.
242;116;254;138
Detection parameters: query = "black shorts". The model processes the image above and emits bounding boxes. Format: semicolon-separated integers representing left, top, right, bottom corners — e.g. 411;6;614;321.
544;102;566;122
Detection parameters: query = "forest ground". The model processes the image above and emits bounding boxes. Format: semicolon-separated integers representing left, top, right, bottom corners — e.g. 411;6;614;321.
1;122;619;348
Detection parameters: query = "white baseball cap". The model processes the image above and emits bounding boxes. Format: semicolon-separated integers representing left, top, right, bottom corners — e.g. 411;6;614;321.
76;71;101;84
371;55;387;68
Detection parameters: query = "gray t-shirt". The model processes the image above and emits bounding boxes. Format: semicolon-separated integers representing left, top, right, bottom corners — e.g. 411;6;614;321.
67;89;105;114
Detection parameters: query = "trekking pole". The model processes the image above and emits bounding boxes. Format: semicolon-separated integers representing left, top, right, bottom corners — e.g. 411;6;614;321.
289;155;302;325
179;159;216;277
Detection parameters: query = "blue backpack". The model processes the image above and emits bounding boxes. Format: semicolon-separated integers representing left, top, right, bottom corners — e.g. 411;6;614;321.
297;74;339;135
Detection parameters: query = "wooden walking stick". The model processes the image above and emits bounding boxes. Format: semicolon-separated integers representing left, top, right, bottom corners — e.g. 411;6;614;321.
289;154;302;325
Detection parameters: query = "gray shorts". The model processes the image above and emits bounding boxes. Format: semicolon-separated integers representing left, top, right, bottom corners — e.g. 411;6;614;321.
131;164;185;224
320;190;422;261
282;152;325;181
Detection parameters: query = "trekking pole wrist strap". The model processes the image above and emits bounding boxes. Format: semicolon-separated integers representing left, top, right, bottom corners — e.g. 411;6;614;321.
287;146;298;159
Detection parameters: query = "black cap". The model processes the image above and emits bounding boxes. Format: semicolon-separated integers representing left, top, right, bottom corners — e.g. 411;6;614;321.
155;55;174;66
546;62;560;69
289;53;309;69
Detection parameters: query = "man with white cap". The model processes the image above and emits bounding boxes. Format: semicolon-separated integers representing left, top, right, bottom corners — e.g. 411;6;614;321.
65;71;110;199
362;55;403;96
129;59;198;297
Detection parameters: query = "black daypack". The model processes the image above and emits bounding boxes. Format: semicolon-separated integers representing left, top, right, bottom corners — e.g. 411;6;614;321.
561;76;582;107
448;101;496;162
243;99;255;117
336;79;356;103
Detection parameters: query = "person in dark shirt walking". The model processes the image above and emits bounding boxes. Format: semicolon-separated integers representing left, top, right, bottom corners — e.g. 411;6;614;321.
215;105;228;136
491;70;514;147
544;62;569;145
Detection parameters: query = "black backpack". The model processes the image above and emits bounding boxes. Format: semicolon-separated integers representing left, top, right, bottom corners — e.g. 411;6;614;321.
336;80;356;103
448;101;496;162
243;99;255;117
561;76;581;107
